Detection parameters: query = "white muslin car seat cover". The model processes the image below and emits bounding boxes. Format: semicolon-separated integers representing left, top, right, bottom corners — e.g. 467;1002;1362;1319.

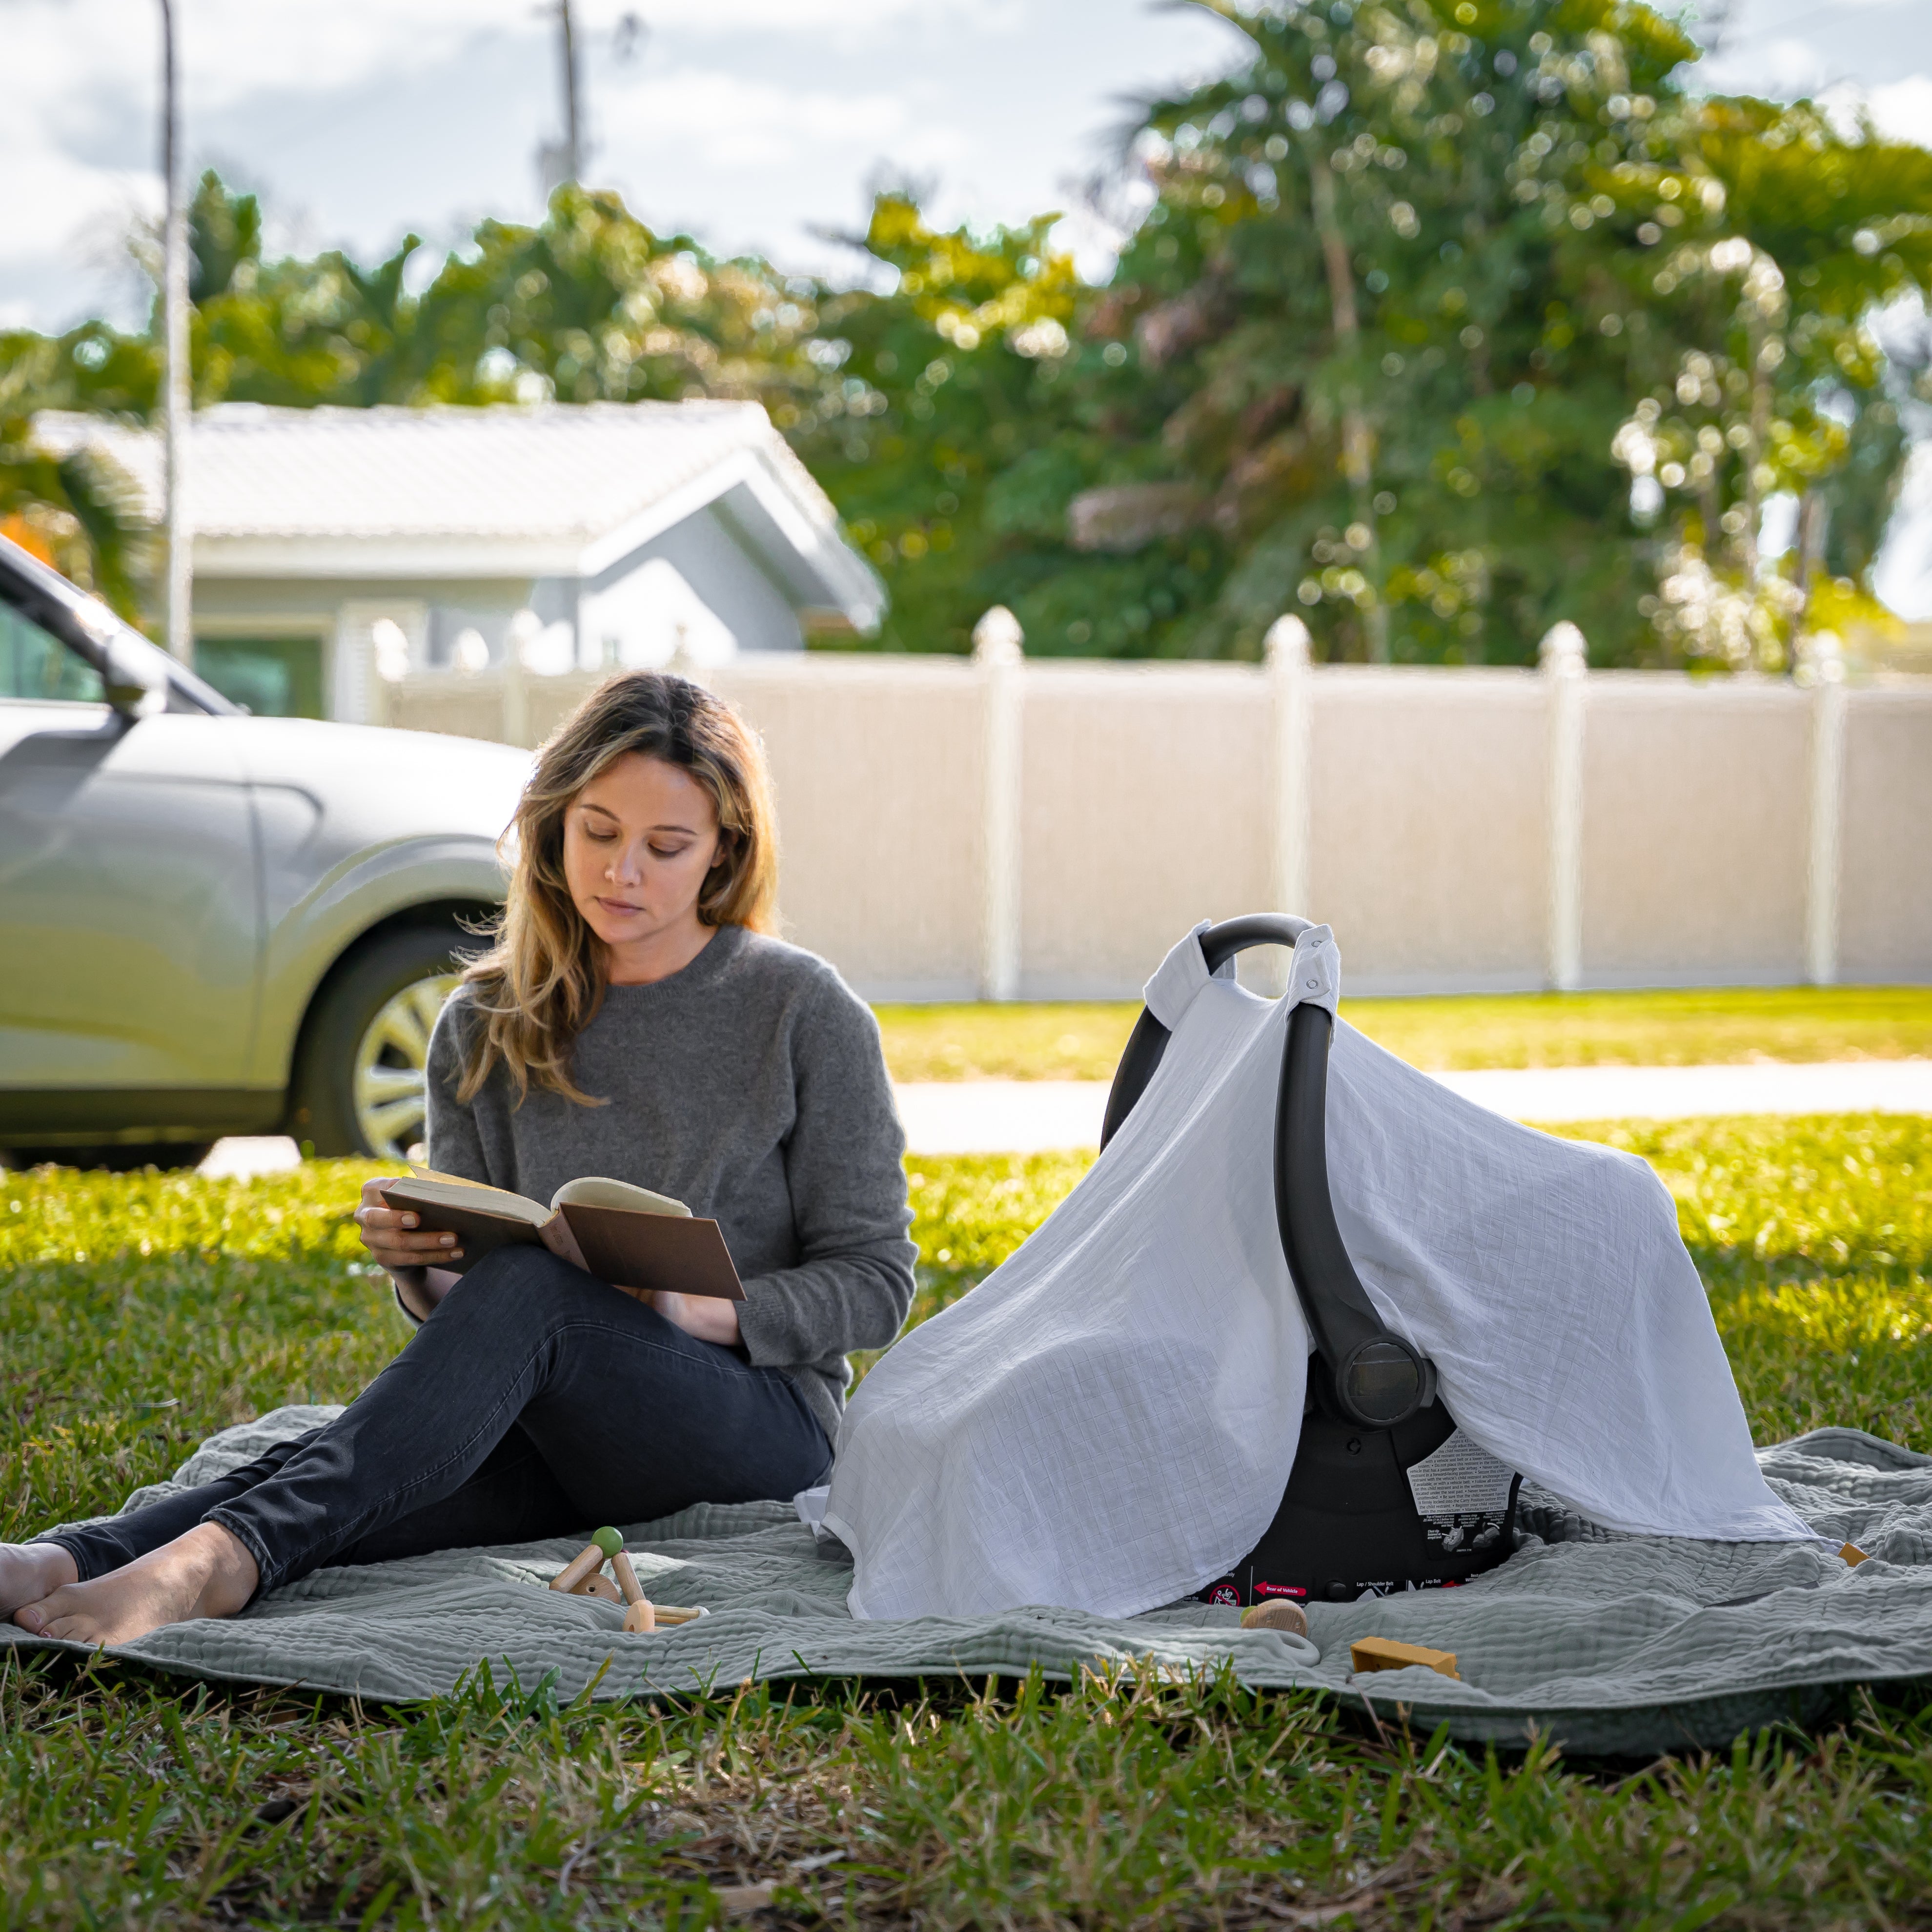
825;923;1811;1622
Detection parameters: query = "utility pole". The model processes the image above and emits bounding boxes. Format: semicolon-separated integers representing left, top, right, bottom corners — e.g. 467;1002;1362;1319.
159;0;192;664
536;5;637;200
1306;150;1388;664
535;0;584;197
556;0;582;186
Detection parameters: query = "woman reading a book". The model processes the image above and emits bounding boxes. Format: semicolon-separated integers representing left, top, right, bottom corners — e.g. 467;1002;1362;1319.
5;671;917;1644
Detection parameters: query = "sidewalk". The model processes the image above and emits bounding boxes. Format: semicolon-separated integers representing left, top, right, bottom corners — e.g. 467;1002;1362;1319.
891;1060;1932;1155
199;1059;1932;1176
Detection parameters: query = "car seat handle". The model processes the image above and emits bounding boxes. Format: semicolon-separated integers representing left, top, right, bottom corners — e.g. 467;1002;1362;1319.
1099;915;1436;1431
1277;1001;1436;1427
1098;915;1314;1145
1198;912;1315;972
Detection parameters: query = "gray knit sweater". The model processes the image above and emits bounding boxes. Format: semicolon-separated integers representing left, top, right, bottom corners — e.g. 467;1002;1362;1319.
421;923;916;1442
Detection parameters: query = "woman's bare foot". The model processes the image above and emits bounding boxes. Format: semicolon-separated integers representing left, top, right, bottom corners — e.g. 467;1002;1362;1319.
11;1523;259;1646
0;1541;79;1614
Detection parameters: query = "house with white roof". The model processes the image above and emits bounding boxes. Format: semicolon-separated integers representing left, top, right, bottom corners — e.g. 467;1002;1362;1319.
35;401;883;721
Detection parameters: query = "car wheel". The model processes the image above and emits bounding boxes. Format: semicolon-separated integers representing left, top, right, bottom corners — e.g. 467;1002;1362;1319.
2;1142;216;1172
288;922;469;1161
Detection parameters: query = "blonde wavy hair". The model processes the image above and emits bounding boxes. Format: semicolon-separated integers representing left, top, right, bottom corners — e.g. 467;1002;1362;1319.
455;670;778;1105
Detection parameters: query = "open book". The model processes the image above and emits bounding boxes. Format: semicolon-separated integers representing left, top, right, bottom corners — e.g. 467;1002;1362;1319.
378;1167;745;1302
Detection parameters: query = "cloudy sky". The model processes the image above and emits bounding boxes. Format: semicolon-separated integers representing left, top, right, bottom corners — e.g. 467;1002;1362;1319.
3;0;1930;604
1;0;1258;332
4;0;1928;336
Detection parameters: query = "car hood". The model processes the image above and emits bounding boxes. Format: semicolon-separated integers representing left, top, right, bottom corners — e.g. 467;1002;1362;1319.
233;717;532;855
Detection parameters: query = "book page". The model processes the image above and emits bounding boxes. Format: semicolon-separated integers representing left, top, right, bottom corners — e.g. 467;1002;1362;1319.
538;1214;590;1273
551;1176;691;1218
391;1174;549;1227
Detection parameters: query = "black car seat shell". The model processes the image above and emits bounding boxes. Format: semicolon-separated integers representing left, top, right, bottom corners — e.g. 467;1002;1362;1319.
1100;914;1521;1607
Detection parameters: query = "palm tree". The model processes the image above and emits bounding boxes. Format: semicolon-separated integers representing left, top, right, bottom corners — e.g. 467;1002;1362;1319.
0;354;148;619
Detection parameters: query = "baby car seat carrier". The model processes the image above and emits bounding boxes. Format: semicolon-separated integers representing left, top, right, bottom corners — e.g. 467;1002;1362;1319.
1101;914;1521;1607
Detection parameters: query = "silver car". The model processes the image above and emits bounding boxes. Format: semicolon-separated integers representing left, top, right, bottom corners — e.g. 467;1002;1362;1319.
0;532;529;1168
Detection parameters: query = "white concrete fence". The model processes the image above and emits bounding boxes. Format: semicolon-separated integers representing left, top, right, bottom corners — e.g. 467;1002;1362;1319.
373;615;1932;999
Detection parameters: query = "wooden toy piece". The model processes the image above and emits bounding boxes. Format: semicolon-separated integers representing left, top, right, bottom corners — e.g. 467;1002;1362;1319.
1349;1635;1460;1681
1241;1599;1310;1638
611;1549;646;1605
611;1550;656;1633
1840;1542;1871;1568
549;1525;624;1594
571;1572;622;1603
651;1604;709;1626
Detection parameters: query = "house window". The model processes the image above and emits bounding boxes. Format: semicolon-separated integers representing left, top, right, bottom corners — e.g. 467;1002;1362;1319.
428;605;516;671
194;635;326;718
580;557;737;668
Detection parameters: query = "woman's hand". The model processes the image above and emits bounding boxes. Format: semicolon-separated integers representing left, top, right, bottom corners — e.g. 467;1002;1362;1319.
355;1178;465;1277
647;1291;741;1347
356;1180;468;1322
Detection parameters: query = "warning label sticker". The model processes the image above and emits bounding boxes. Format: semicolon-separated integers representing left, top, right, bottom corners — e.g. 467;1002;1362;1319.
1406;1429;1516;1521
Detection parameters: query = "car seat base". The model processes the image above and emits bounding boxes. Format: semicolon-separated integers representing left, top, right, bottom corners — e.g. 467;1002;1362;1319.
1201;1394;1521;1608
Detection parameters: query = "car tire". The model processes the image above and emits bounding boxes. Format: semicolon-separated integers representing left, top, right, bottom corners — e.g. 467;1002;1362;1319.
287;920;472;1161
2;1142;216;1173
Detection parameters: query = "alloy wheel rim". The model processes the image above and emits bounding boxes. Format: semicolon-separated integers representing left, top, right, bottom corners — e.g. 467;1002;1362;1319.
352;974;459;1161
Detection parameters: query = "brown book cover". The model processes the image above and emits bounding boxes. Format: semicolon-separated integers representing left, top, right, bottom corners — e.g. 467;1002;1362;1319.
378;1173;745;1302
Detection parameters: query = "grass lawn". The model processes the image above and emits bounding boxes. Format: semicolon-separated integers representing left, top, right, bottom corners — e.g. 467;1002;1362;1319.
4;1119;1931;1927
875;984;1932;1082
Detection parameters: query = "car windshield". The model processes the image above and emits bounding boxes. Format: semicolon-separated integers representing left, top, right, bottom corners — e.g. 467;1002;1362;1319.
0;539;240;716
0;600;105;703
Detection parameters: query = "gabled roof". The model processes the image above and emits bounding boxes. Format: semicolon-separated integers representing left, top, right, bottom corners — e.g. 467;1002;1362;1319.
35;400;882;629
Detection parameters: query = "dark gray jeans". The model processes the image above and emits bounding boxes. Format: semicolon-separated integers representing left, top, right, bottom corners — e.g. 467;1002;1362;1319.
42;1245;833;1594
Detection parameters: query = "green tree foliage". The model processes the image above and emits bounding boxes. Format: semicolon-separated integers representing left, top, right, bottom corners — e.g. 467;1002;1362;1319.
0;176;834;630
0;174;1090;652
0;411;145;616
991;0;1932;666
403;192;830;409
82;172;829;413
783;195;1084;651
0;333;150;616
1081;0;1716;662
0;172;829;415
4;39;1927;666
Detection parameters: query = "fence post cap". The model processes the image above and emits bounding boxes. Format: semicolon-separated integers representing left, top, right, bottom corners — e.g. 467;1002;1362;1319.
972;605;1024;665
370;616;412;684
1801;630;1846;685
1539;621;1587;674
1264;613;1312;669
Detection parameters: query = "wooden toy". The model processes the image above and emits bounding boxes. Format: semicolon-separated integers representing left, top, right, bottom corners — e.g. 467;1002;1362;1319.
612;1549;656;1633
549;1526;624;1594
1840;1542;1871;1567
1349;1635;1460;1681
1241;1599;1309;1638
545;1527;710;1628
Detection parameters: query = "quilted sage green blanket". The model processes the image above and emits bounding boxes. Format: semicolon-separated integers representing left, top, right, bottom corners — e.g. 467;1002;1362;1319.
7;1407;1929;1756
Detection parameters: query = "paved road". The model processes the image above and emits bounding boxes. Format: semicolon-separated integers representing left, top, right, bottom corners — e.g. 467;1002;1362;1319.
891;1060;1932;1155
200;1059;1932;1176
1437;1059;1932;1123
